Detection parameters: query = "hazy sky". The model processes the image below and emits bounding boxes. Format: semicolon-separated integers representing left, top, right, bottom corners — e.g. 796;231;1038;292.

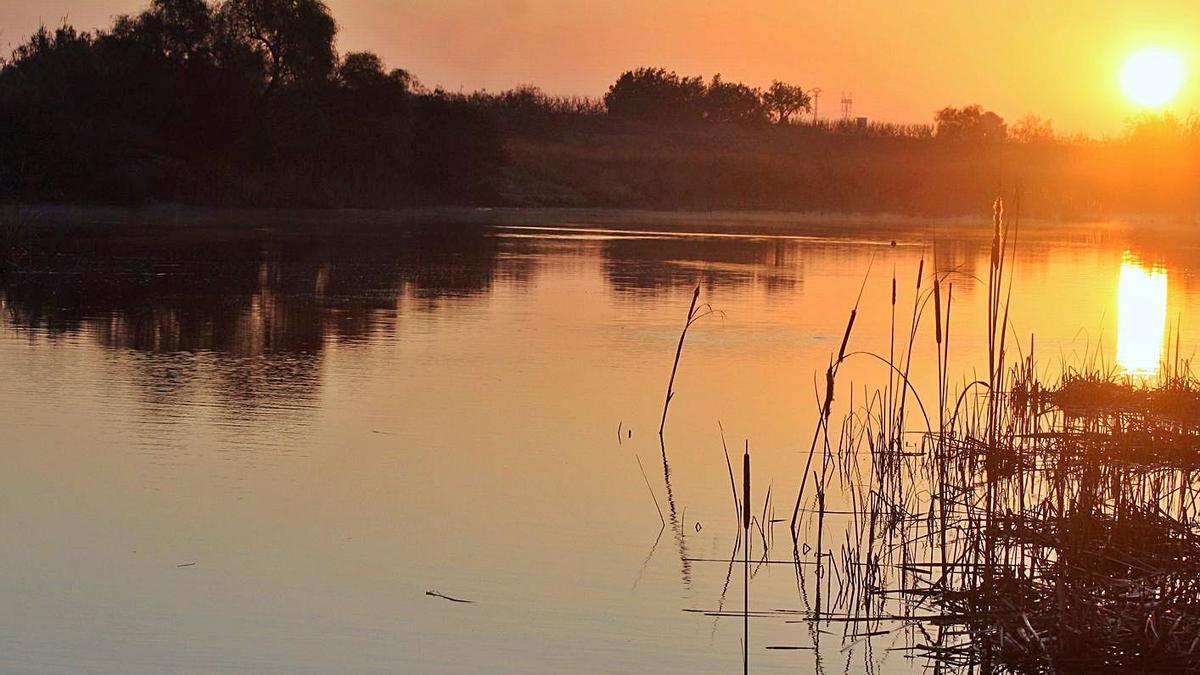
5;0;1200;133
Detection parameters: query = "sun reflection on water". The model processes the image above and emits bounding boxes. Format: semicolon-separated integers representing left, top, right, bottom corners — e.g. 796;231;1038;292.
1116;253;1168;377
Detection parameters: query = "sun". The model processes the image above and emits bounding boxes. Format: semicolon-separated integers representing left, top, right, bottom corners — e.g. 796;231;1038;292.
1120;47;1185;107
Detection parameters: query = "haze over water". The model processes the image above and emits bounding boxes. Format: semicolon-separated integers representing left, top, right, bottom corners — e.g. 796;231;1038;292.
1;215;1196;673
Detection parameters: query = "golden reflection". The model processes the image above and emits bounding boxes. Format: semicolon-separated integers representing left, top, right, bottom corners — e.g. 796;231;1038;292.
1116;253;1168;376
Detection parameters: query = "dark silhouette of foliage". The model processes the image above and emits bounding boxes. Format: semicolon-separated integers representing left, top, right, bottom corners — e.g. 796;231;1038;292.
113;0;216;66
6;8;1199;218
337;51;387;89
702;74;767;124
410;96;505;203
604;69;798;127
1123;112;1197;146
217;0;337;93
1010;113;1055;144
761;81;811;125
604;68;706;124
464;85;602;122
335;51;416;115
0;0;502;206
0;26;108;199
413;85;604;137
934;104;1007;142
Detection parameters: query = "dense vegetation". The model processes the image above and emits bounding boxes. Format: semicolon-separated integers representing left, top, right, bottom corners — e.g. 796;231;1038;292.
0;0;503;206
2;0;1199;216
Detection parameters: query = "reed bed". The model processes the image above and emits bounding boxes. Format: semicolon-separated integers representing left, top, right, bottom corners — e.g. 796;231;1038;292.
658;196;1200;674
800;197;1200;674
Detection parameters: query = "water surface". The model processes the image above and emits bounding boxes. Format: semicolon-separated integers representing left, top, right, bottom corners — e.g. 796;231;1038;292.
2;214;1198;673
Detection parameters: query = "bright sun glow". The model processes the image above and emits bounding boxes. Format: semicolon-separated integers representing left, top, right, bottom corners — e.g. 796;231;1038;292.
1116;253;1168;376
1120;47;1185;107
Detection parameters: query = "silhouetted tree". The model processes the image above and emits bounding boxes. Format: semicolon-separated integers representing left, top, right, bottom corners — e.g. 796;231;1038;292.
761;80;811;124
934;105;1006;142
337;51;386;89
605;68;784;126
1124;112;1195;145
604;67;705;123
335;51;418;95
1010;114;1055;144
111;0;216;66
702;74;766;124
333;50;410;116
0;26;105;196
388;68;421;94
217;0;337;93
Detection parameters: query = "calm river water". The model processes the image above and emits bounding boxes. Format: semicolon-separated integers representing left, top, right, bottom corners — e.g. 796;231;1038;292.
1;212;1197;673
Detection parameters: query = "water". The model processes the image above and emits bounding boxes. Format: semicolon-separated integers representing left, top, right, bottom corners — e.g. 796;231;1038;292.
1;214;1198;673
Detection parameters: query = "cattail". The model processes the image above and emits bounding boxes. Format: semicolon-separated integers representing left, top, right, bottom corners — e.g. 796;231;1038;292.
823;362;836;416
934;277;943;346
991;197;1004;268
838;309;856;362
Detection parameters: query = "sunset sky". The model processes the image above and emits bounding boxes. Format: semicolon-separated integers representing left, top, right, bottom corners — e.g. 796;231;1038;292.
6;0;1200;134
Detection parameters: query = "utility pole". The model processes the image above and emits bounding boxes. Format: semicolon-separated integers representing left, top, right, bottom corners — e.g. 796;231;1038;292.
809;87;823;123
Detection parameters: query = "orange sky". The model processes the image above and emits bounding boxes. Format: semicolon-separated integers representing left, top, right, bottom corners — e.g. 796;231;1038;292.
6;0;1200;133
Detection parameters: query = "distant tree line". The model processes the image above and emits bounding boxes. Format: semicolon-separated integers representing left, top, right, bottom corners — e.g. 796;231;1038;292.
598;68;1020;143
603;68;811;125
1;0;1195;211
599;68;1200;150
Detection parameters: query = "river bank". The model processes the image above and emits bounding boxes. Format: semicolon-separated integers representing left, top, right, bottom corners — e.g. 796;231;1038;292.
13;203;1161;240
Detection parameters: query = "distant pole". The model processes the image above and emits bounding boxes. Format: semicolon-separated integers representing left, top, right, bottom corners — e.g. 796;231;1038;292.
743;442;751;675
810;88;823;123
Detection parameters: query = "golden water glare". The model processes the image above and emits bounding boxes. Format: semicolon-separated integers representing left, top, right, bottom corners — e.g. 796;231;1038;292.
1116;252;1168;376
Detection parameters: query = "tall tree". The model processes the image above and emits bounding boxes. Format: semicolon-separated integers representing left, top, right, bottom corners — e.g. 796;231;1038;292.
761;81;811;125
934;105;1006;142
1010;114;1055;144
604;67;705;124
116;0;216;66
337;51;387;89
218;0;336;92
703;74;766;124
